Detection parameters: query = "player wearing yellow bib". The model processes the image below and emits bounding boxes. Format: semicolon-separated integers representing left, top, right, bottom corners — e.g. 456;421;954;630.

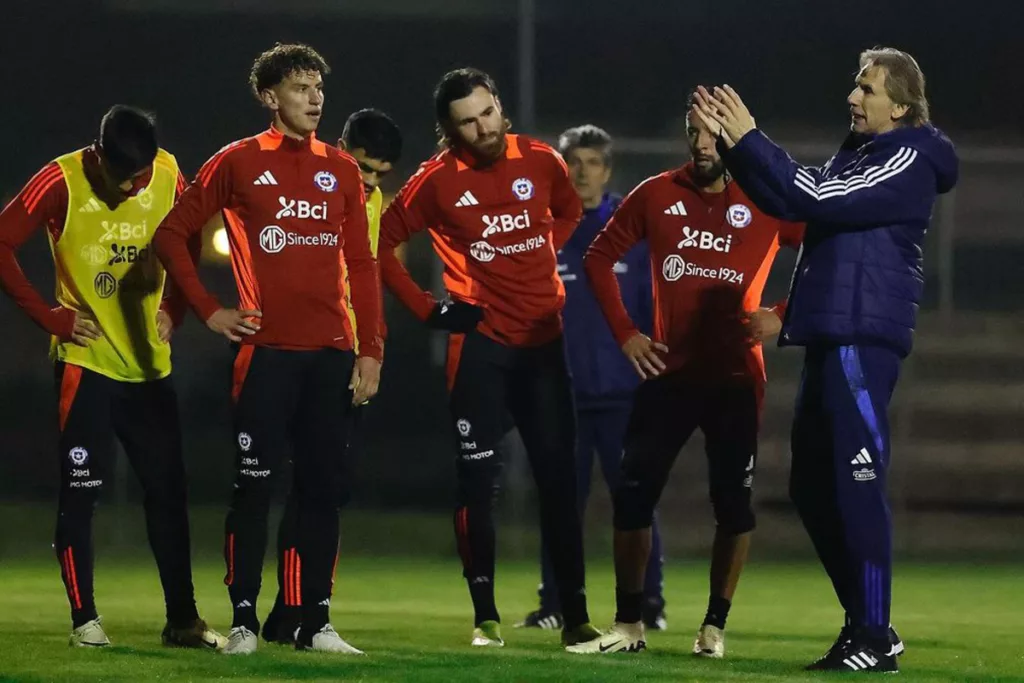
263;109;402;644
0;106;224;650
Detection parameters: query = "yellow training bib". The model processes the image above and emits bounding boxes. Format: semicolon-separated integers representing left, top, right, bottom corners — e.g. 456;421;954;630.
50;148;179;382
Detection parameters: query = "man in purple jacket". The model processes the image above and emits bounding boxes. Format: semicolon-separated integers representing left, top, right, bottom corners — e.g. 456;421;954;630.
694;47;958;673
516;125;666;631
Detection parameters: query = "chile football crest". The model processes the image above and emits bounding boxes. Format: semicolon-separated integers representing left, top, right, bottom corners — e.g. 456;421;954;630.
315;171;338;193
726;203;752;228
512;177;534;201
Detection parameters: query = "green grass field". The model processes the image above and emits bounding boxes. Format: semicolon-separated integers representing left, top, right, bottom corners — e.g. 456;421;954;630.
0;557;1021;682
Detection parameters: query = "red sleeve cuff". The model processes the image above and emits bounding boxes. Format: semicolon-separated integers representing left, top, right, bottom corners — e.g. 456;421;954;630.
196;298;222;324
357;337;384;362
612;325;640;348
47;306;76;340
411;294;436;323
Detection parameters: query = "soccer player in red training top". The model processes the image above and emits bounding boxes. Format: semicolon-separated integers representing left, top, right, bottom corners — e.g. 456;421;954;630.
0;106;221;650
262;108;403;646
378;68;600;649
153;43;382;656
567;92;803;657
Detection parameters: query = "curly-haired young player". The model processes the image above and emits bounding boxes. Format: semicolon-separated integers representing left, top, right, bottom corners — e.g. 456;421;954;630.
153;43;382;655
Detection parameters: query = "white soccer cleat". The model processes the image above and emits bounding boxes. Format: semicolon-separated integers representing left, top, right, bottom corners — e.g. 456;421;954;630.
565;621;645;654
69;617;110;647
693;623;725;658
221;626;258;655
470;620;504;647
300;624;365;654
203;626;229;651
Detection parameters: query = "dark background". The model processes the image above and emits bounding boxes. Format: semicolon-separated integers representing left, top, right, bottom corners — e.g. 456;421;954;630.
1;0;1021;559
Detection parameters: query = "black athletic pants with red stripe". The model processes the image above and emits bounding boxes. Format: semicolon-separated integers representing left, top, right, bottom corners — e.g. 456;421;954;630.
54;362;199;629
269;405;363;624
448;331;589;629
225;345;354;637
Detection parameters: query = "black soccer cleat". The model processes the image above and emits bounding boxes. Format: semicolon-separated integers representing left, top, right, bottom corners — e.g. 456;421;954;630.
261;607;300;645
514;608;564;630
642;603;668;631
819;623;905;661
888;624;905;657
806;637;898;672
161;618;227;650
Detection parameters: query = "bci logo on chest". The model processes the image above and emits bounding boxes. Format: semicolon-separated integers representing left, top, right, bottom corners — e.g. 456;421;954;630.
100;220;148;243
481;210;531;238
276;196;328;221
678;226;733;253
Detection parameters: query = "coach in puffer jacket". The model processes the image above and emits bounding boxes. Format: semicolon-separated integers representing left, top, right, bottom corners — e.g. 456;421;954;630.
693;46;958;673
728;123;957;357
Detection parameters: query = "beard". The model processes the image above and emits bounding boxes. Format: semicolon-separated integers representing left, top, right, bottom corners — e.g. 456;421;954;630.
458;120;509;162
691;157;726;186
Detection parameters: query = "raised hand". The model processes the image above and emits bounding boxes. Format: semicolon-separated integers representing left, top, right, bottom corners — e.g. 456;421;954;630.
693;85;757;149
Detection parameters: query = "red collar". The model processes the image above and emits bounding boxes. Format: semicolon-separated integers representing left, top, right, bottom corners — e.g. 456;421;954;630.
256;125;329;157
451;134;523;171
672;162;730;197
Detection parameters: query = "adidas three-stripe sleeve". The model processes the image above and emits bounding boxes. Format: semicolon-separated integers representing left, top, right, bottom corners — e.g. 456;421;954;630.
727;130;930;228
0;162;77;337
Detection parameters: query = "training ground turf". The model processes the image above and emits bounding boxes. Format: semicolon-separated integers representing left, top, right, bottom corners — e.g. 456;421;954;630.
0;556;1021;682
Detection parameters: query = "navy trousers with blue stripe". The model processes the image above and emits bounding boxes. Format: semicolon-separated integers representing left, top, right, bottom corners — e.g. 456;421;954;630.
790;345;901;642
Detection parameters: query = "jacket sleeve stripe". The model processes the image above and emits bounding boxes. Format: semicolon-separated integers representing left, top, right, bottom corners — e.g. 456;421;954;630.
790;147;913;193
799;146;914;193
811;151;917;199
794;148;917;200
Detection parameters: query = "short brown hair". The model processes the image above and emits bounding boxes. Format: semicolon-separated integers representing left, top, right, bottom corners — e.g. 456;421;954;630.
859;47;930;127
249;43;330;100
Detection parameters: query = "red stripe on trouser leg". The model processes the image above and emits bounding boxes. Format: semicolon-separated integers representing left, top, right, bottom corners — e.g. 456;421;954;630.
286;548;302;607
292;548;299;610
455;507;472;572
59;550;74;608
446;334;466;393
283;548;292;606
66;548;82;609
231;345;256;404
58;364;83;433
224;534;235;586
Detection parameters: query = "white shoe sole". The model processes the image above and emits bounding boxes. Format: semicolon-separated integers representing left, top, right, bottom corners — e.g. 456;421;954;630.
566;639;645;654
471;638;504;647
